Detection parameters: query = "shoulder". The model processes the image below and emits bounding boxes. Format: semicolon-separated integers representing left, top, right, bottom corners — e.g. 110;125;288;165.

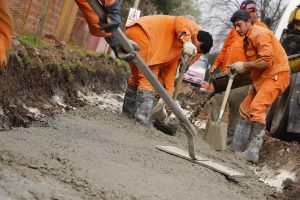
251;25;273;39
255;20;269;29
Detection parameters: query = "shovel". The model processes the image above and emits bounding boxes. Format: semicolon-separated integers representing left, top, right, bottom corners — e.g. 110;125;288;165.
153;54;194;136
204;72;236;150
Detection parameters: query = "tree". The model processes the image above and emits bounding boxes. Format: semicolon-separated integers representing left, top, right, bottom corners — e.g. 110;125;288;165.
120;0;202;28
200;0;289;51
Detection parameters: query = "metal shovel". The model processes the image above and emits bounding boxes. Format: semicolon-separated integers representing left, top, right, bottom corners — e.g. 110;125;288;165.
152;54;194;136
204;72;236;150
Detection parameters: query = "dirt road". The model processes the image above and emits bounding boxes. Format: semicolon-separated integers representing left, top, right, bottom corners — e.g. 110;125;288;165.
0;106;272;200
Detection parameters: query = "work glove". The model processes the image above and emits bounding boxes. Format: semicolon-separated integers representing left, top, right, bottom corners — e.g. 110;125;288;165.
229;61;246;74
183;40;197;56
106;36;140;62
100;0;121;32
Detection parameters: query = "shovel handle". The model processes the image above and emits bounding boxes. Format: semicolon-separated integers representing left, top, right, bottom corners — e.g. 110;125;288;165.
218;73;236;121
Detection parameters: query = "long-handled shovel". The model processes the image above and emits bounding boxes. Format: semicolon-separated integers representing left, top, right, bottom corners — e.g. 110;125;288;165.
204;72;236;150
87;0;244;177
153;54;194;136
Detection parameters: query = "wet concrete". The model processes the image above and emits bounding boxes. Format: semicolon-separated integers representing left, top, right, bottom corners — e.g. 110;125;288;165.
0;106;272;200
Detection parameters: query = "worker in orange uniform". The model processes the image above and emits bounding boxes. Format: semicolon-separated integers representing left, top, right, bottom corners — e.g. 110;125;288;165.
0;0;13;69
74;0;127;58
122;15;213;127
209;0;268;146
229;10;290;162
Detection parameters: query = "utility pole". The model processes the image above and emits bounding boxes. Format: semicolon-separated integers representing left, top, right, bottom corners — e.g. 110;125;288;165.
36;0;51;37
133;0;140;9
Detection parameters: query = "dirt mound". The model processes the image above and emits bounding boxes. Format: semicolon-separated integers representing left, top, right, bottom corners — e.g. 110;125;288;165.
0;39;129;130
260;135;300;200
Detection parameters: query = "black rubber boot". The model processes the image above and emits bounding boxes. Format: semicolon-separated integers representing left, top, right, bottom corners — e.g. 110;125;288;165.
135;90;155;128
122;85;138;118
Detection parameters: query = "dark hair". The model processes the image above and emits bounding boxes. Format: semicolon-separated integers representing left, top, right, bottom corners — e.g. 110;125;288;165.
197;30;213;54
230;10;251;24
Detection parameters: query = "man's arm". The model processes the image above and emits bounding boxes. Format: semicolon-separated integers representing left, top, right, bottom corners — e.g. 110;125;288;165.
174;16;200;56
174;16;199;43
213;27;235;68
0;0;13;68
75;0;120;36
244;33;273;71
75;0;109;37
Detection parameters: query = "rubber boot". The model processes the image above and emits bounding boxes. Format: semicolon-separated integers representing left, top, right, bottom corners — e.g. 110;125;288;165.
122;85;138;118
135;90;155;128
236;123;265;163
227;85;250;146
229;120;252;151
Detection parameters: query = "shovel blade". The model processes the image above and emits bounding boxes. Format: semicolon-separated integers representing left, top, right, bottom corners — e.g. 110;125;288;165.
204;120;227;150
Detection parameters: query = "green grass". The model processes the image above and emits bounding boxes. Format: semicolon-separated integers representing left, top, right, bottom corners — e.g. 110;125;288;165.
17;34;47;48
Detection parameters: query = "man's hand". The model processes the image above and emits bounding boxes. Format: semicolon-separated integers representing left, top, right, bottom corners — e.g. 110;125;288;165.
209;65;218;76
229;62;246;73
183;40;197;56
106;36;141;62
100;0;121;32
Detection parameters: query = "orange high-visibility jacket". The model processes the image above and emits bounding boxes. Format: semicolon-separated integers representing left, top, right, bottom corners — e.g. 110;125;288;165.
0;0;13;67
245;25;290;90
126;15;200;66
213;20;268;72
74;0;115;37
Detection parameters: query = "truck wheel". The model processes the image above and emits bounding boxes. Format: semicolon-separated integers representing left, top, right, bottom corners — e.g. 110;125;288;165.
266;86;290;138
266;98;277;132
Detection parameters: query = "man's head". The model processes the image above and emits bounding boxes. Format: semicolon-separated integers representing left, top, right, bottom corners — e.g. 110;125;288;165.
231;10;252;36
240;0;258;23
197;30;213;54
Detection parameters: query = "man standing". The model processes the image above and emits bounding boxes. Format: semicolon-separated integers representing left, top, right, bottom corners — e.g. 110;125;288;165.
209;0;268;146
0;0;13;69
122;15;213;127
229;10;290;162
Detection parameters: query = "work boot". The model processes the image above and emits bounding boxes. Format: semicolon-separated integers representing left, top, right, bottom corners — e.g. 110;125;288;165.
229;120;251;151
236;123;265;163
122;85;138;118
135;89;155;128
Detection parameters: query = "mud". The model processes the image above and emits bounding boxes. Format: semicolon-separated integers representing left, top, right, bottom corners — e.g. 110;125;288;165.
0;107;273;200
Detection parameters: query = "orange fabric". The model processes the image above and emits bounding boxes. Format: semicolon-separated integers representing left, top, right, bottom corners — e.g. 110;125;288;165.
126;15;200;66
213;20;268;73
74;0;114;37
245;25;290;90
0;0;12;68
126;16;200;95
240;71;290;124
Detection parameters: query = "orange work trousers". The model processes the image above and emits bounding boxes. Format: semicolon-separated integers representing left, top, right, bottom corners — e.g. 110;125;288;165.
240;71;290;125
126;25;179;96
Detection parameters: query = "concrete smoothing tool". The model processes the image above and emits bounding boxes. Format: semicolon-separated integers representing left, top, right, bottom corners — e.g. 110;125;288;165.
87;0;245;178
205;72;236;150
